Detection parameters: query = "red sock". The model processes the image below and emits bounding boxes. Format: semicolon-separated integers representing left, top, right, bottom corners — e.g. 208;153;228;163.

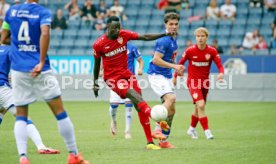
199;116;209;131
137;101;151;118
191;115;199;128
138;111;153;143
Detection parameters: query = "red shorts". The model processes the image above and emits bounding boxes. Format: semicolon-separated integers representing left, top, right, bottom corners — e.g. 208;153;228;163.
187;82;209;104
105;76;141;99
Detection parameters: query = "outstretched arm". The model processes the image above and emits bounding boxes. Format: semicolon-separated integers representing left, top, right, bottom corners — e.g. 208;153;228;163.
137;32;176;41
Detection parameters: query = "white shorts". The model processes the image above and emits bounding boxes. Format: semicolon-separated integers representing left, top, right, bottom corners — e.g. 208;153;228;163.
109;90;131;104
0;85;14;110
148;74;175;98
11;70;61;106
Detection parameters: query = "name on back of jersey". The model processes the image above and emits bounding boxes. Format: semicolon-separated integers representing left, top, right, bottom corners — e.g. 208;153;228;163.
105;46;126;57
18;45;37;52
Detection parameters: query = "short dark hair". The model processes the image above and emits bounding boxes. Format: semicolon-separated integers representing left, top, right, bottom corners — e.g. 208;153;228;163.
107;16;120;24
164;12;180;24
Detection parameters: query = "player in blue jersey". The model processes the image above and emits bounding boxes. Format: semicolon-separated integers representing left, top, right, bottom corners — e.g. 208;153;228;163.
147;12;184;148
0;45;60;155
1;1;89;164
108;42;144;139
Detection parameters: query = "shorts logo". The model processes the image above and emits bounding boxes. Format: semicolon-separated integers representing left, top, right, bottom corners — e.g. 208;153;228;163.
205;54;211;60
193;93;198;99
117;37;123;44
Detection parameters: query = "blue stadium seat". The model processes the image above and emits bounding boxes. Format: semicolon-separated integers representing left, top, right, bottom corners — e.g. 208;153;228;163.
261;17;274;25
217;28;230;38
50;38;60;49
255;49;269;55
74;39;90;49
63;30;78;39
56;49;71;56
190;20;204;29
48;49;57;56
229;38;243;46
207;28;217;38
241;49;254;55
193;9;205;17
51;30;63;39
180;10;192;19
71;49;86;56
249;8;263;17
141;48;154;56
204;19;218;29
219;39;229;47
77;30;91;40
218;20;232;29
67;20;80;29
60;40;75;49
247;17;261;25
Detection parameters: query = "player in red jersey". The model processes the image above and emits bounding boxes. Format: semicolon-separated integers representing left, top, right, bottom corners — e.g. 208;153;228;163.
93;16;181;149
173;27;224;140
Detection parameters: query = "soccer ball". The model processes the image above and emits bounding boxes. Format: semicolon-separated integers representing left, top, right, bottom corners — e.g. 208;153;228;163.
150;105;168;122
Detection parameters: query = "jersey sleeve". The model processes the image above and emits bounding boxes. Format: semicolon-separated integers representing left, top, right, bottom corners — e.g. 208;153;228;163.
124;30;139;40
154;39;168;55
212;49;224;74
93;41;102;58
40;8;52;26
133;46;141;59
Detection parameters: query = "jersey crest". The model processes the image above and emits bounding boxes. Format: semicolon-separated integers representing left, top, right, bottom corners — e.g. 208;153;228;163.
117;37;123;44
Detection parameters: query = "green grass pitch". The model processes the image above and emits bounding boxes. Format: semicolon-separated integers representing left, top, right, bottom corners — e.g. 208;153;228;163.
0;101;275;164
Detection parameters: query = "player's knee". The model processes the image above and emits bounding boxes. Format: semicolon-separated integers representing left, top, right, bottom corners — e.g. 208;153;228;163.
197;103;205;110
168;94;176;104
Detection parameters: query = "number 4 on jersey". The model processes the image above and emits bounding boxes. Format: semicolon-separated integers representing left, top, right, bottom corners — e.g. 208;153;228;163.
18;21;31;44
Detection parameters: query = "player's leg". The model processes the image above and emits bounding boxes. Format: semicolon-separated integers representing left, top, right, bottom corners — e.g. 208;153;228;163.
148;74;175;148
187;105;199;139
124;100;133;139
37;70;89;163
109;90;120;135
198;88;214;139
11;70;37;163
109;77;159;149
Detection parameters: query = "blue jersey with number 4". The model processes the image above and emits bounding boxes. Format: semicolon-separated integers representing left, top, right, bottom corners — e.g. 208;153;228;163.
127;43;141;74
4;3;52;72
147;36;178;78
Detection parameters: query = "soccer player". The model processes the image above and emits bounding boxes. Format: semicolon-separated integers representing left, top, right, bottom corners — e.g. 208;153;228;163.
173;27;224;140
1;1;89;164
93;16;182;150
109;42;144;139
0;45;60;155
147;12;184;148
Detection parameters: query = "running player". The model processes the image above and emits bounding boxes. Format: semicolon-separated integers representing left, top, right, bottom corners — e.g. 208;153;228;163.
173;27;224;140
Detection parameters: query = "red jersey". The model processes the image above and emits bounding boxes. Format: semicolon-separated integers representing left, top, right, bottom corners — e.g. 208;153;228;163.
176;44;224;81
93;30;139;80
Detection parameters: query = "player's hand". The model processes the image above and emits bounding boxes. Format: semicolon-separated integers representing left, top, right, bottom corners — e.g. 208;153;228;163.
138;69;143;76
172;77;177;86
93;83;100;98
217;73;224;81
31;62;44;78
174;65;185;76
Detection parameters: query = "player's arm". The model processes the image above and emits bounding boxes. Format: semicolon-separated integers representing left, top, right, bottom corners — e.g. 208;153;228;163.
213;52;224;81
153;52;183;72
172;52;188;85
137;57;144;76
1;21;11;45
137;32;176;41
31;25;50;77
93;44;102;97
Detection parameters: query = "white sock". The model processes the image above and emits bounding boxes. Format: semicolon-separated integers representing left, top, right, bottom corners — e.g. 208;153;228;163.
125;106;132;133
189;126;195;131
57;116;78;154
14;118;28;156
109;104;118;122
27;120;46;150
